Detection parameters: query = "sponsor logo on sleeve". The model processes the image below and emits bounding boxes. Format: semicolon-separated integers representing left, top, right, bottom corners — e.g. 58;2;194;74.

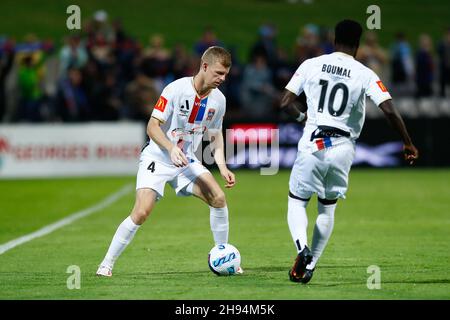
154;96;168;112
376;80;388;92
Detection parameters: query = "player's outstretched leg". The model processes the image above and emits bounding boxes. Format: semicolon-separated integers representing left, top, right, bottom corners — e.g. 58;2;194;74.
287;192;313;282
287;193;309;254
192;173;229;245
303;198;337;283
96;188;157;277
192;173;244;274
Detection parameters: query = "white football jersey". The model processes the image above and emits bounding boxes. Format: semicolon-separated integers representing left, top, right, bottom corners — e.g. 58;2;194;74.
286;52;392;141
143;77;226;164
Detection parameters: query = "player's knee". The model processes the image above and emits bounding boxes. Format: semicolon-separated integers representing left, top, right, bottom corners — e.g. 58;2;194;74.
131;207;151;224
210;191;226;208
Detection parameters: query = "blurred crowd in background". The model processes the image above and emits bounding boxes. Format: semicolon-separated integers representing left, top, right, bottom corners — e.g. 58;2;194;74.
0;10;449;124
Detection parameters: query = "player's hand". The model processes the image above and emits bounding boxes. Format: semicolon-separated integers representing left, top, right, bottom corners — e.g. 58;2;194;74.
169;145;188;167
220;168;235;188
403;144;419;165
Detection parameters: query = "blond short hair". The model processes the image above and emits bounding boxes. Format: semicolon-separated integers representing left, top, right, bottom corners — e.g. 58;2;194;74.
201;46;232;68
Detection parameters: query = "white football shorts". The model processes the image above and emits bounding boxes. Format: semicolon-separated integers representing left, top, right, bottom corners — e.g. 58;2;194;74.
136;155;209;199
289;141;355;200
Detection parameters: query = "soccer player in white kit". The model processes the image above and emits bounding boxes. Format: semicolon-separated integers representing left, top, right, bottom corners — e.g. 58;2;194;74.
96;46;240;277
280;20;419;283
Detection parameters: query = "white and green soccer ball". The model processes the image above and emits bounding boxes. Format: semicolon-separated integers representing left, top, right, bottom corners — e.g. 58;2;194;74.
208;243;241;276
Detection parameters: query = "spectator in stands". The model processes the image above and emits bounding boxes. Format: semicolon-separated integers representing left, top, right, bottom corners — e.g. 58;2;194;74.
140;34;172;89
437;28;450;97
319;27;334;54
86;10;115;44
58;35;88;78
415;33;435;98
250;23;280;71
0;38;15;122
390;32;415;96
273;47;296;91
17;53;45;122
220;45;243;111
80;58;101;112
294;24;322;64
13;34;54;122
85;11;116;73
240;54;278;120
194;27;223;57
91;69;121;121
54;65;90;122
357;31;388;78
123;72;158;121
87;32;115;70
170;43;192;80
111;19;140;89
3;17;447;124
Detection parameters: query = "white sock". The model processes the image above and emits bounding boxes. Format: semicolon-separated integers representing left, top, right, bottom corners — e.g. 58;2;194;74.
101;216;140;268
307;202;336;269
210;206;229;245
287;196;309;253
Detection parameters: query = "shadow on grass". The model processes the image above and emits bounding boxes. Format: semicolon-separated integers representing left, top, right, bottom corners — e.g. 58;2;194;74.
111;264;405;276
92;264;450;288
304;278;450;287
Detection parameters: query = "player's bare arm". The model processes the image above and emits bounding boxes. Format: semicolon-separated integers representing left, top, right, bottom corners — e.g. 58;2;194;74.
379;99;419;165
209;129;235;188
280;90;307;123
147;117;188;167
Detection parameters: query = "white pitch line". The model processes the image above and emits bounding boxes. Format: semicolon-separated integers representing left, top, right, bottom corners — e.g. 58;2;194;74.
0;183;133;255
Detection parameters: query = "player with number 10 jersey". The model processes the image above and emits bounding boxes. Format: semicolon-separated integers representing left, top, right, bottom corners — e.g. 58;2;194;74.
286;49;392;152
280;19;418;284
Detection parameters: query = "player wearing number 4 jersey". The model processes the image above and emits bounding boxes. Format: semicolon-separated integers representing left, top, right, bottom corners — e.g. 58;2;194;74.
96;46;243;277
280;20;419;284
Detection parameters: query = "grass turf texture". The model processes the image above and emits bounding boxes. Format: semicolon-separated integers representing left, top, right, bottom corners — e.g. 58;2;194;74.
0;169;449;299
1;0;449;61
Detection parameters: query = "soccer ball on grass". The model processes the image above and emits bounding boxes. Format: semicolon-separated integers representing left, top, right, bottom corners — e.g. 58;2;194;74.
208;243;241;276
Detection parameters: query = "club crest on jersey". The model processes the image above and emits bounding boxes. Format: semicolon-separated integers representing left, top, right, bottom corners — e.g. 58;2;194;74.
206;108;216;121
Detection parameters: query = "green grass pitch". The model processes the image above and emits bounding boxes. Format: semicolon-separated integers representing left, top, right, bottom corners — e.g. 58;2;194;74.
0;169;449;299
1;0;449;61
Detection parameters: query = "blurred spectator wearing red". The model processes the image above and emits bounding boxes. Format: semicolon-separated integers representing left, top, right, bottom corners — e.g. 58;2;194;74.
140;34;172;92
